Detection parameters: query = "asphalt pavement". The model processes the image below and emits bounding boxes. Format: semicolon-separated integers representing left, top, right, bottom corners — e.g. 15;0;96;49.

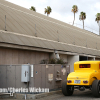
36;89;100;100
1;89;100;100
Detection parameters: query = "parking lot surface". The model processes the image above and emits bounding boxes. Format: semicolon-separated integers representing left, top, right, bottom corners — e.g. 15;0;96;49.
37;90;100;100
0;90;100;100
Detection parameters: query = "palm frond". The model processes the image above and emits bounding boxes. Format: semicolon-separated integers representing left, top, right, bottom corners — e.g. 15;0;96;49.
30;6;36;12
79;11;86;20
72;5;78;13
45;6;52;16
95;13;100;23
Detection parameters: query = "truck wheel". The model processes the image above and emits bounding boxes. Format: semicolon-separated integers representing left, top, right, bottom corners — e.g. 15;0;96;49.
92;80;100;97
62;80;74;96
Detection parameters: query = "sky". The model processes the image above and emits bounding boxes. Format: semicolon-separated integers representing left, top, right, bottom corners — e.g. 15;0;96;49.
6;0;100;35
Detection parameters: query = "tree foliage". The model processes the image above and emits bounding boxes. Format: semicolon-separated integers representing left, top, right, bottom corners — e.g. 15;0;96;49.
71;5;78;13
95;13;100;35
30;6;36;12
79;12;86;29
95;13;100;23
79;12;86;20
45;6;52;16
71;5;78;25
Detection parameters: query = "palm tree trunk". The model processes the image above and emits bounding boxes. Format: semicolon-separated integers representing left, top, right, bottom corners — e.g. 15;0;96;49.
83;20;84;29
98;21;100;35
99;24;100;35
73;13;75;25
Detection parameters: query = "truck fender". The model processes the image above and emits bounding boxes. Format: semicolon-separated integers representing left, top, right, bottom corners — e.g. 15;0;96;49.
90;77;97;85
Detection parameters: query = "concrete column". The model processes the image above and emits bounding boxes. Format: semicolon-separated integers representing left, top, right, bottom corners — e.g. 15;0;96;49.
67;55;79;72
93;57;95;61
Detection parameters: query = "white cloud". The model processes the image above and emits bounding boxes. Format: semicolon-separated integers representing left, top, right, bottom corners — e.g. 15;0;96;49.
95;3;100;9
40;0;47;3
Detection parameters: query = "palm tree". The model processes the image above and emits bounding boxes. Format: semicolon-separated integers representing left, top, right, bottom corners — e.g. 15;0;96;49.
95;13;100;35
30;6;36;12
45;6;52;16
79;12;86;29
71;5;78;25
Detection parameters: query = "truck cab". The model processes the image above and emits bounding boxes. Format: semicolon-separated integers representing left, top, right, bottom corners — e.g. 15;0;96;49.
62;61;100;97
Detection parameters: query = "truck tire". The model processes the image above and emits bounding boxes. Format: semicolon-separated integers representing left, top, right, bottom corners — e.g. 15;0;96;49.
62;80;74;96
92;80;100;97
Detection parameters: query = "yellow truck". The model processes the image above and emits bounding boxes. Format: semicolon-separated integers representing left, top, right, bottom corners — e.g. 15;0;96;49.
62;61;100;97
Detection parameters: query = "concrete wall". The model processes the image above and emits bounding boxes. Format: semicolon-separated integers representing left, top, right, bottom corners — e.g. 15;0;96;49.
0;64;69;90
0;48;49;64
67;55;79;72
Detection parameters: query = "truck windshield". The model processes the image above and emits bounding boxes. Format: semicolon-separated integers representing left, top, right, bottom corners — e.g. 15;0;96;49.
79;64;90;68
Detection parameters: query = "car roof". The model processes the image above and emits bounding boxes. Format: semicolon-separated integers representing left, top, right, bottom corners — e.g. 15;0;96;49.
74;61;100;64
